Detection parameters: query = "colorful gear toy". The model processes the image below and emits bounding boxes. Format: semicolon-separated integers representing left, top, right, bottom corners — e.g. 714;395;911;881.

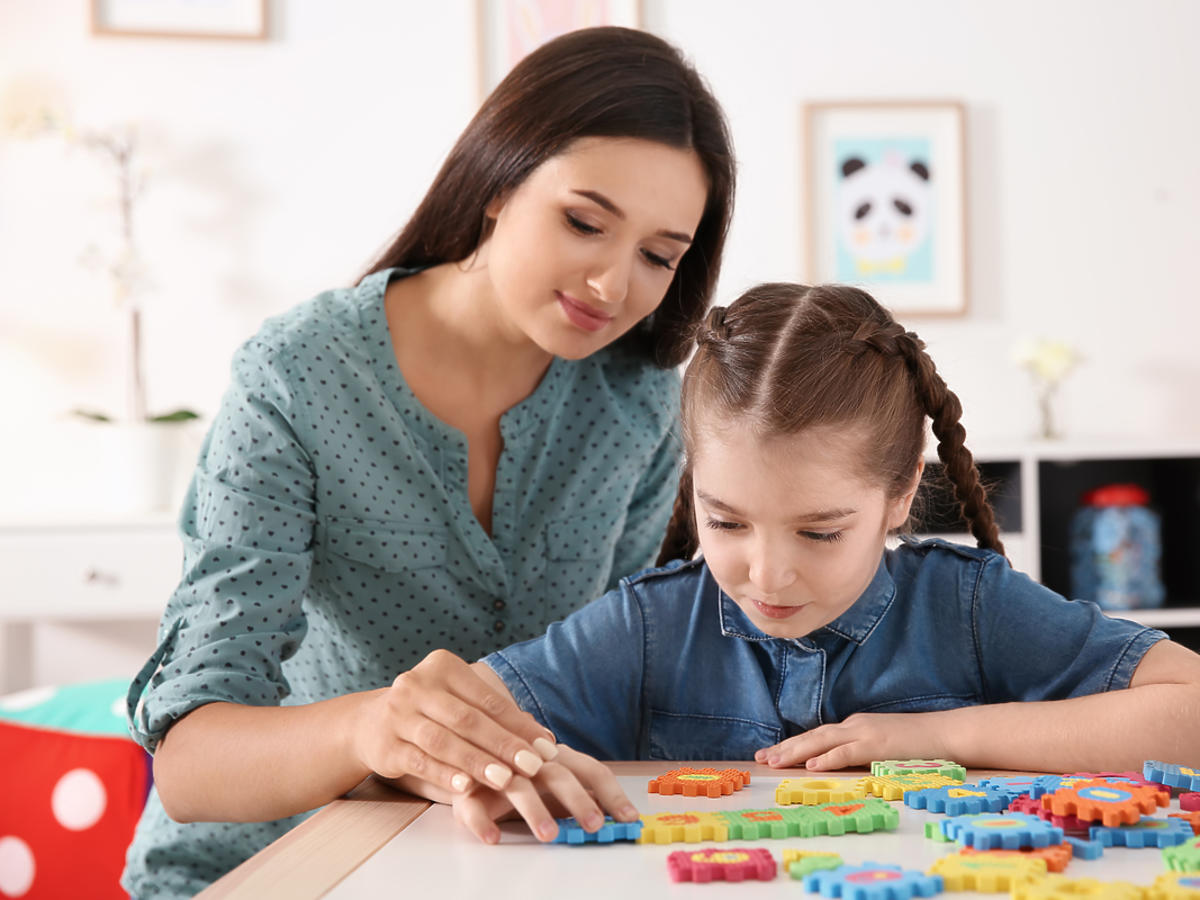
550;816;643;845
929;853;1046;890
1008;793;1095;835
1150;871;1200;900
784;850;844;880
943;813;1064;850
1146;762;1200;793
666;847;777;883
805;862;944;900
860;773;960;801
801;798;901;836
1043;778;1168;827
960;842;1075;873
638;811;729;844
1171;811;1200;836
1090;816;1193;848
1182;794;1200;812
906;784;1009;816
1163;835;1200;871
777;776;867;806
648;766;750;797
871;759;967;781
718;807;808;840
1010;874;1145;900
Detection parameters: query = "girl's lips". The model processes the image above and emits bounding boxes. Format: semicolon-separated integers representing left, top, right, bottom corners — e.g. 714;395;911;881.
557;292;612;332
751;599;805;620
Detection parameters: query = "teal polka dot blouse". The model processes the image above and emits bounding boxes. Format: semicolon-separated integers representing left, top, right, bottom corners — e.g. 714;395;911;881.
121;268;681;898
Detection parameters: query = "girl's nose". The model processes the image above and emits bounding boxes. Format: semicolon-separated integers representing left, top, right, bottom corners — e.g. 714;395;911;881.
748;544;798;595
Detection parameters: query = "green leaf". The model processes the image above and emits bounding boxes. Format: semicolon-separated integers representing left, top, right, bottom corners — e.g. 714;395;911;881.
70;408;113;423
148;409;200;423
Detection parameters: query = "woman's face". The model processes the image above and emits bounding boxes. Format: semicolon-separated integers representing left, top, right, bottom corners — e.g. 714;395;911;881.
481;136;709;359
691;420;919;640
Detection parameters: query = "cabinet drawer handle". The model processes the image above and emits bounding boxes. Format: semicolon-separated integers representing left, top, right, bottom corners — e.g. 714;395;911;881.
84;568;121;587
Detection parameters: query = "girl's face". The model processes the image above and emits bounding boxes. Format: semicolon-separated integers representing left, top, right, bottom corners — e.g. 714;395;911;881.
480;137;708;359
691;421;920;640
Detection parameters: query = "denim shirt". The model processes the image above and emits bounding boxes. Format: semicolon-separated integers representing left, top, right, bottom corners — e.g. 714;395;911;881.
484;538;1167;760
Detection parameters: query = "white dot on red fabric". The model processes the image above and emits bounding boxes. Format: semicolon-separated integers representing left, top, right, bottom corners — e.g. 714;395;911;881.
0;835;35;897
0;686;55;712
51;769;107;831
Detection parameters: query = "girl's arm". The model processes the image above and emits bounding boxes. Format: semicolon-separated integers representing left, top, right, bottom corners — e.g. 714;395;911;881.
390;662;639;844
153;650;557;823
759;638;1200;772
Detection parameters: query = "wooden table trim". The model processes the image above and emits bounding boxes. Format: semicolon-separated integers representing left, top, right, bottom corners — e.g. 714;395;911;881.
196;779;431;900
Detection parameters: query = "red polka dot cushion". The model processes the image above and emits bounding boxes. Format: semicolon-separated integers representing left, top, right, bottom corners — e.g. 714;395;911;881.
0;679;150;899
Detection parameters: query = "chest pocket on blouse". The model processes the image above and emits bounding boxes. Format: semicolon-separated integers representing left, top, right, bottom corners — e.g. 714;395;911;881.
648;710;782;761
320;518;448;572
543;509;620;608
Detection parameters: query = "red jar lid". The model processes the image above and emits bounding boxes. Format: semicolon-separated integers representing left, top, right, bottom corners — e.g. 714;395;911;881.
1081;483;1150;507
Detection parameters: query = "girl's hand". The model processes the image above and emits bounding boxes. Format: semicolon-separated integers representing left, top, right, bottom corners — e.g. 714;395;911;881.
754;712;951;771
353;649;558;795
451;745;640;844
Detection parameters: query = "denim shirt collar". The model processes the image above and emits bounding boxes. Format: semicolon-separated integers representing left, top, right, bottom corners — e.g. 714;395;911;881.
716;552;896;646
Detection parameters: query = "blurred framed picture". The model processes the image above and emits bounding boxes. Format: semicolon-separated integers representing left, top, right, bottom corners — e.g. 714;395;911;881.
91;0;268;40
803;100;967;316
476;0;641;100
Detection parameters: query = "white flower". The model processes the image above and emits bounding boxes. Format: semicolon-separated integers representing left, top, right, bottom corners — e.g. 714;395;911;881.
1012;337;1081;386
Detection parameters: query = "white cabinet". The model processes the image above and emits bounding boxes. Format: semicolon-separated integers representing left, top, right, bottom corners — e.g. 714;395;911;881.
0;516;179;692
915;436;1200;645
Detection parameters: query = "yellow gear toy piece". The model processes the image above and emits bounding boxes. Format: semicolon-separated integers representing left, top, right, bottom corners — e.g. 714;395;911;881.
928;854;1046;891
638;811;729;844
776;777;867;806
1149;872;1200;900
1011;874;1147;900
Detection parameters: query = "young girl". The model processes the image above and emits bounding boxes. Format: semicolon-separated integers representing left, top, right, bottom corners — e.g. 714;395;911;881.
414;281;1200;845
123;27;734;898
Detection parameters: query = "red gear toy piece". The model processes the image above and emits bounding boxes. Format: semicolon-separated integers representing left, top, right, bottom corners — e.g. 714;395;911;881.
648;767;750;798
1042;778;1168;827
667;848;777;883
1183;794;1200;813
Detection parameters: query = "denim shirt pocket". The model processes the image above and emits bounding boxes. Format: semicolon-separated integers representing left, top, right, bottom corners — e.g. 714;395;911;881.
647;709;783;761
853;692;977;714
320;517;449;572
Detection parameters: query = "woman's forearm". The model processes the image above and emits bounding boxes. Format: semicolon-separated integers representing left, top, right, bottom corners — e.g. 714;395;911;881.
153;691;381;823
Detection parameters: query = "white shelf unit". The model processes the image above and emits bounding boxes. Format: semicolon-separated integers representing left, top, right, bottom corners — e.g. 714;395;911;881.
916;436;1200;640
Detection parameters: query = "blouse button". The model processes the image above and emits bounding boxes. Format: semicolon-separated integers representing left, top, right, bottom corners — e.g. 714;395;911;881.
493;621;505;633
493;599;506;611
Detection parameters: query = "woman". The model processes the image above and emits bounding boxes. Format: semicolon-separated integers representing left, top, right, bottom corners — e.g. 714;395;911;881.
122;26;735;898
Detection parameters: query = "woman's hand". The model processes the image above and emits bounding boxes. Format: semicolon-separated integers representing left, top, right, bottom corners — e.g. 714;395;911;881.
451;745;640;844
352;649;559;795
754;712;952;771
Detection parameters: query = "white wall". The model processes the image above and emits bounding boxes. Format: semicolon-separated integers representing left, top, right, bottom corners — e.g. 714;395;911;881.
2;0;1199;518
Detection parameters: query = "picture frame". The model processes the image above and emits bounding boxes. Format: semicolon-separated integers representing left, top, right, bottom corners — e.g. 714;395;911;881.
475;0;642;101
803;100;967;317
90;0;268;41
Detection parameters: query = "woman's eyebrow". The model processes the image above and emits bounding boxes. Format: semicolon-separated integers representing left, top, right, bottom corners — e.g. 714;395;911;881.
695;488;855;522
570;188;694;244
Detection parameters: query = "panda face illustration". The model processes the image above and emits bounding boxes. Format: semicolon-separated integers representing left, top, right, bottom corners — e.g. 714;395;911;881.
837;151;931;268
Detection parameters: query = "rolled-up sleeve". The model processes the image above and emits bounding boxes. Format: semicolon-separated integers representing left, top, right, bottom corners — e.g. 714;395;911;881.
971;555;1168;703
482;582;646;760
127;336;317;752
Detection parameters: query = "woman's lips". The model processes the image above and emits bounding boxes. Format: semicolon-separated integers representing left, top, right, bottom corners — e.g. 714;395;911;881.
751;599;805;620
557;292;612;332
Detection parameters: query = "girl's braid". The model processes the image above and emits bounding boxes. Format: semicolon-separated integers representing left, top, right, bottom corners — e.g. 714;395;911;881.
656;468;697;566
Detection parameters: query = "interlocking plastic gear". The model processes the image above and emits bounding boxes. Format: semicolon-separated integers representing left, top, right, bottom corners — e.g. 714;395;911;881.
1182;794;1200;812
638;811;729;844
1164;836;1200;872
860;773;960;801
925;821;953;842
871;759;967;781
777;776;867;806
551;816;643;845
1009;793;1094;834
648;766;750;797
1011;874;1145;900
784;850;843;880
978;777;1043;803
1090;816;1194;848
1149;871;1200;900
905;784;1008;816
942;813;1064;850
929;853;1046;890
960;842;1075;873
1171;811;1200;836
801;798;901;836
1064;836;1105;860
666;847;777;883
805;862;944;900
719;807;808;840
1147;762;1200;793
1043;778;1168;827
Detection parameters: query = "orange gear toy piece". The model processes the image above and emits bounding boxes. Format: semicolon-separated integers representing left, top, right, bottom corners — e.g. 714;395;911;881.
1172;811;1200;837
1042;777;1168;827
648;767;750;798
960;842;1076;873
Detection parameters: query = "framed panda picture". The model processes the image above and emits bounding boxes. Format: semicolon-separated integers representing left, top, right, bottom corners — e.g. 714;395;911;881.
803;101;967;316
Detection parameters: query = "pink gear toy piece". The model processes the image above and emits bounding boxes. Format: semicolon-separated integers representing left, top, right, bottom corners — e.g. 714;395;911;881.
649;767;750;798
1043;777;1167;827
667;847;777;883
1009;794;1093;835
1183;794;1200;813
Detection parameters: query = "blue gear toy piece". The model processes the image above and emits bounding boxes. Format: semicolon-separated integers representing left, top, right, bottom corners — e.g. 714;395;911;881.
551;816;643;845
978;776;1042;802
805;862;944;900
1146;761;1200;793
1090;817;1194;848
905;784;1009;816
943;813;1064;850
1032;773;1139;800
1064;836;1105;859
